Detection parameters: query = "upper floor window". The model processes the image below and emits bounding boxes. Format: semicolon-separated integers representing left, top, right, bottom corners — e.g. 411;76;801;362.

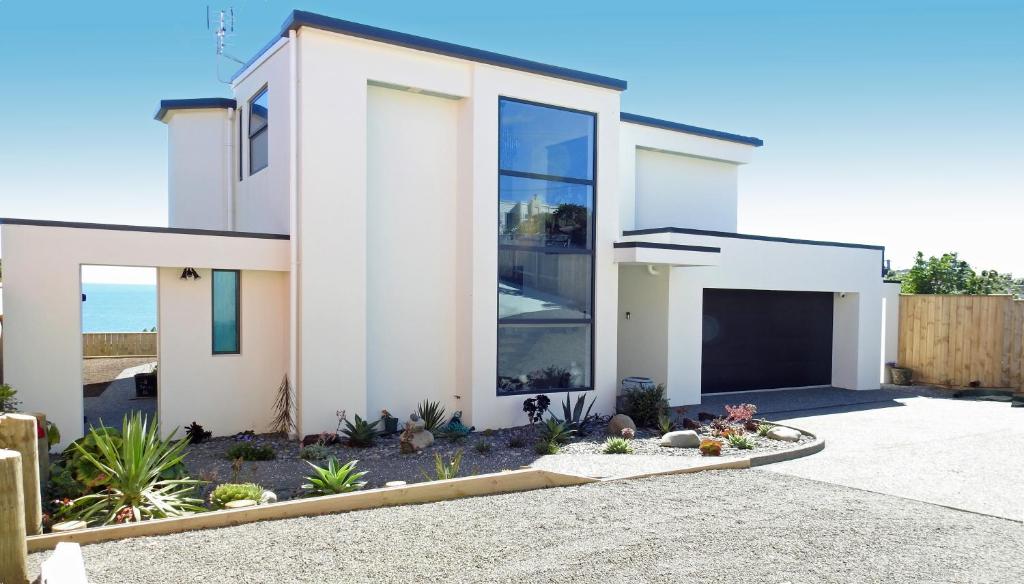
248;88;269;175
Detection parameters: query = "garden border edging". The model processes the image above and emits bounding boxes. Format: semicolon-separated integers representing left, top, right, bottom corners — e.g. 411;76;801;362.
27;424;821;552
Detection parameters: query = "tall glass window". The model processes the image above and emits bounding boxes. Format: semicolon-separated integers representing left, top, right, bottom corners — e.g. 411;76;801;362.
497;98;595;395
248;88;269;175
212;270;240;354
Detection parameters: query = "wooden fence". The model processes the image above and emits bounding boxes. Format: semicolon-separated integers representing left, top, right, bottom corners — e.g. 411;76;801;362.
898;294;1024;389
82;332;157;358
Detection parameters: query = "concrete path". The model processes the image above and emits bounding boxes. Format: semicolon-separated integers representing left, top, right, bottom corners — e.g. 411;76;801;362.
708;386;1023;521
530;452;747;479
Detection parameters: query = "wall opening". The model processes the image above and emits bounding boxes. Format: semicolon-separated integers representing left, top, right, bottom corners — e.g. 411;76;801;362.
81;265;158;431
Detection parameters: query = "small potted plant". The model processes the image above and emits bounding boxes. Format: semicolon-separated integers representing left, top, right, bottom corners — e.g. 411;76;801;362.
888;363;912;386
380;410;399;435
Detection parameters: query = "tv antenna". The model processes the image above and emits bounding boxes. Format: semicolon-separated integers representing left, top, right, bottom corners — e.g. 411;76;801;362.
207;6;245;83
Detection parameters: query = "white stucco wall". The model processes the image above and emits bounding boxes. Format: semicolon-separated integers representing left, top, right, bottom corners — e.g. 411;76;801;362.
158;268;289;437
166;109;233;231
881;282;902;378
619;230;884;407
365;85;459;421
617;265;669;386
0;223;289;446
232;39;291;235
634;149;739;232
291;28;620;433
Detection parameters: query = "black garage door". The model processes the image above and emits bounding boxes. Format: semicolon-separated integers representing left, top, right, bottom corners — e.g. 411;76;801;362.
701;289;833;393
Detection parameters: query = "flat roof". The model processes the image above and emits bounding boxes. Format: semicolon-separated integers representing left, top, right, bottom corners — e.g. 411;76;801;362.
623;226;883;251
0;218;288;240
230;10;628;91
621;113;764;147
154;98;237;122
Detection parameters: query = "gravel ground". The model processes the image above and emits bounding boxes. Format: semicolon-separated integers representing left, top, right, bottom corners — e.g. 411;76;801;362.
185;427;543;500
557;423;812;457
29;470;1023;583
82;357;156;386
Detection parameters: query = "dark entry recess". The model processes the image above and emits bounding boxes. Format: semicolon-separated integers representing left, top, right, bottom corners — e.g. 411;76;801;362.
701;289;833;393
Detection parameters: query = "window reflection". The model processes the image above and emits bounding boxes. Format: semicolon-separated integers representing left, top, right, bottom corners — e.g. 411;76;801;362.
498;176;591;249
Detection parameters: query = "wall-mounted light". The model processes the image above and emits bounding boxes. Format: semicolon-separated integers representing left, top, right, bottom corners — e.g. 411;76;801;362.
180;267;201;280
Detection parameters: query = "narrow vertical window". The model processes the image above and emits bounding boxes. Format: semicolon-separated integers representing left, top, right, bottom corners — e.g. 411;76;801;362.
248;88;269;175
212;269;240;354
237;106;244;181
497;98;596;395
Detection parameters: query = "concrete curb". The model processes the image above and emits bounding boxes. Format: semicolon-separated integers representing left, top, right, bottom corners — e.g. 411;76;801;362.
27;423;821;552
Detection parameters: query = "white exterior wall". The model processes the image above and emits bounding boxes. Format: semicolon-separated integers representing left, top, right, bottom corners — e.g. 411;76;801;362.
365;85;459;420
166;109;233;230
617;265;669;385
634;149;739;232
881;282;902;378
158;268;289;437
620;231;884;407
0;223;289;446
291;28;620;433
232;40;292;235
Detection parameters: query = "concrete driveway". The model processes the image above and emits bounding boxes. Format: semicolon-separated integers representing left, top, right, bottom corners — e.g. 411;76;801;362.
706;386;1023;521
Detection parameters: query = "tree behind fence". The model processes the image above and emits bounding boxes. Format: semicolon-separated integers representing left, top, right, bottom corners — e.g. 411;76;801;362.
898;294;1024;389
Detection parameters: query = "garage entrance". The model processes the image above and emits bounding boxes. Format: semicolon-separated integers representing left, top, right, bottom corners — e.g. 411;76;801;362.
701;289;833;393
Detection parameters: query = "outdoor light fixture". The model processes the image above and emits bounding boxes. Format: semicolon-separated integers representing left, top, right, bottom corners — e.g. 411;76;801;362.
180;267;201;280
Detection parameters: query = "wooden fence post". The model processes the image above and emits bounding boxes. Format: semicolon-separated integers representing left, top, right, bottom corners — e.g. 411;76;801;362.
0;449;29;584
0;414;42;535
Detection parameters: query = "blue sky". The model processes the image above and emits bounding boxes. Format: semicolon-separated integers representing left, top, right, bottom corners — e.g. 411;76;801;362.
1;0;1022;281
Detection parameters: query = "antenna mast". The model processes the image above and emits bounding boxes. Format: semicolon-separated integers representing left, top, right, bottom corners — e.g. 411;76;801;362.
207;6;245;83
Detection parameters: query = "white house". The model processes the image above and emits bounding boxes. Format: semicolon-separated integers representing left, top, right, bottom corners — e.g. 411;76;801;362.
0;10;890;446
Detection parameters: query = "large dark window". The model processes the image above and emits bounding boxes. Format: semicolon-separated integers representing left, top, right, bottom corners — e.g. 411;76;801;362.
497;98;595;395
212;270;240;354
248;88;268;175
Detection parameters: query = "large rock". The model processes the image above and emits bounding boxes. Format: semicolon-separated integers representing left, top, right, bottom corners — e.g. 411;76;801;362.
607;414;636;436
766;426;802;442
660;430;700;448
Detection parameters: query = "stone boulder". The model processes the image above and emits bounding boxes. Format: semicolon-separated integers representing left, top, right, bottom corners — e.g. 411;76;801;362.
399;415;434;453
607;414;636;436
766;426;802;442
659;430;700;448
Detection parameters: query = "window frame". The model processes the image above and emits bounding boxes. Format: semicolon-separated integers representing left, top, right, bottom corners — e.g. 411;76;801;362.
248;86;269;176
211;269;241;355
237;105;244;181
495;96;597;396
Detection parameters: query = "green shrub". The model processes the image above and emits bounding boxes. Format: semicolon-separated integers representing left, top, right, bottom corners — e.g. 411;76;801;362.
424;450;463;481
756;423;774;437
210;483;263;509
302;457;367;497
534;440;559;455
473;440;492;454
416;400;447;433
603;437;633;454
0;383;20;413
64;413;205;525
656;413;676;435
341;414;379;447
726;433;756;450
538;418;575;445
225;441;276;461
299;443;328;460
621;384;669;428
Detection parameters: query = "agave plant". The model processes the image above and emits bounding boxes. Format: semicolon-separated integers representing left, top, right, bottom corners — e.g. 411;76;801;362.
424;450;463;481
538;417;575;445
64;412;205;525
416;400;446;433
555;393;596;434
301;457;367;496
341;414;380;447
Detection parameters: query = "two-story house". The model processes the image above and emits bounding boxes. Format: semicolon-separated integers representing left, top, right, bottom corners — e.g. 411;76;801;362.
0;10;889;445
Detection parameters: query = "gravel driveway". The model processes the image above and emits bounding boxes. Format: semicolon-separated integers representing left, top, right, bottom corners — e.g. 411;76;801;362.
29;470;1023;583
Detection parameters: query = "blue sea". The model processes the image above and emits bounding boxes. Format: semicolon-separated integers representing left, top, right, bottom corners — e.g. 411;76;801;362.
82;284;157;333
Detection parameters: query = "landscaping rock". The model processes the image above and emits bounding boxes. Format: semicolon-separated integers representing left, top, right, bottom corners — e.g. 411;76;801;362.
681;418;701;430
697;412;718;422
399;416;434;454
659;430;700;448
767;426;802;442
608;414;636;436
224;499;257;509
260;490;277;505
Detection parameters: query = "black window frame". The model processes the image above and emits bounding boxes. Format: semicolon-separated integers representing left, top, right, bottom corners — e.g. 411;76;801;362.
496;96;597;396
248;87;269;176
211;269;241;355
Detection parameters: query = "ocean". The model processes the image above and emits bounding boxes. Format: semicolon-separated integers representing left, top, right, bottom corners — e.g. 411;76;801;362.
82;283;158;333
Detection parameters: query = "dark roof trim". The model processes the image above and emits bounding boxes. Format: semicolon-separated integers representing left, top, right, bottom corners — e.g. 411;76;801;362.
622;227;884;251
613;241;721;253
620;112;764;147
883;279;903;284
0;218;288;240
231;10;628;91
154;98;237;122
